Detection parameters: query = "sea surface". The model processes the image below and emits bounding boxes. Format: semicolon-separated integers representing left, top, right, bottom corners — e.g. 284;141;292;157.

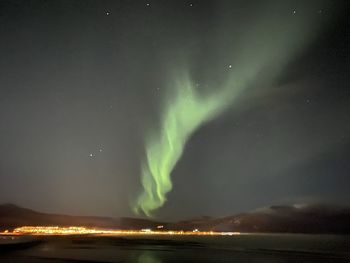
1;233;350;262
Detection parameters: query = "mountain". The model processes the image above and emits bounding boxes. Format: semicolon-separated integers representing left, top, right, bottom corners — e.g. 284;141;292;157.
1;203;350;234
0;204;163;231
166;204;350;234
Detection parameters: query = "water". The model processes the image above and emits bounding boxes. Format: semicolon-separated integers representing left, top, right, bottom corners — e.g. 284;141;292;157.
1;234;349;262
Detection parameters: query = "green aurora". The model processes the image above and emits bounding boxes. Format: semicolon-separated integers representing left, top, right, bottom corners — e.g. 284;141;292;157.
133;74;233;216
133;2;330;217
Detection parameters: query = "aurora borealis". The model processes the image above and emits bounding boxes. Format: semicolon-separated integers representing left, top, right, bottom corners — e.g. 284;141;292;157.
133;1;331;216
133;72;232;216
0;0;350;219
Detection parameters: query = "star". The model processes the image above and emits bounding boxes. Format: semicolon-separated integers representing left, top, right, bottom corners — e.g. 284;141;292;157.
292;10;296;14
146;3;150;7
228;64;232;69
89;153;94;157
99;149;103;152
189;3;193;7
106;11;110;15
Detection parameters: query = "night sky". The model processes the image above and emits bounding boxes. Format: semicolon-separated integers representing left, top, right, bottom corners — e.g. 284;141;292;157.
0;0;349;220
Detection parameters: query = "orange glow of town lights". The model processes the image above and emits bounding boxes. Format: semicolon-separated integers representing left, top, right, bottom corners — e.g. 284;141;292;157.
0;226;241;236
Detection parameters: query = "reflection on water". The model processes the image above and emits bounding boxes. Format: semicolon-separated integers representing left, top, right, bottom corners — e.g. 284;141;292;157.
137;251;162;263
0;234;349;263
0;236;20;243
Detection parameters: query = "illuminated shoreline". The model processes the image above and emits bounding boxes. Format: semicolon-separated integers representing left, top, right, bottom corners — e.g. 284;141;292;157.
0;226;240;236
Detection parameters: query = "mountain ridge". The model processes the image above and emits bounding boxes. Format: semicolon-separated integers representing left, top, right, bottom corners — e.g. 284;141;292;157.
1;203;349;234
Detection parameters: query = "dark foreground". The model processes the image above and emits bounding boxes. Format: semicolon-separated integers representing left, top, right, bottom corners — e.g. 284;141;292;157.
1;234;350;263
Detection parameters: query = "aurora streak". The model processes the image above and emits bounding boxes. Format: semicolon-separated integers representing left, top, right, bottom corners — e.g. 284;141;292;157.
133;2;329;217
133;74;233;216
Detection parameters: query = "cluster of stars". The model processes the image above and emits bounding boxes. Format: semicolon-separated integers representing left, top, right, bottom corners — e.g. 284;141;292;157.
89;148;103;158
